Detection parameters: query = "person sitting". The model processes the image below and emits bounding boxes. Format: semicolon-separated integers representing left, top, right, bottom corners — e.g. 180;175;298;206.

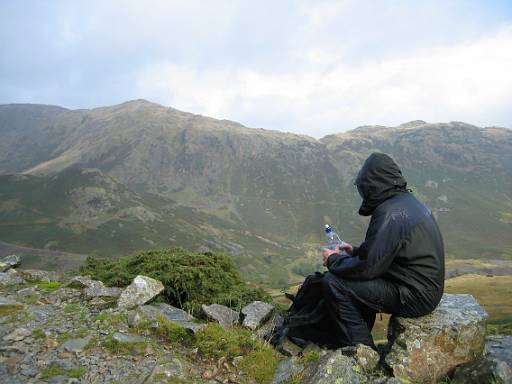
321;152;445;349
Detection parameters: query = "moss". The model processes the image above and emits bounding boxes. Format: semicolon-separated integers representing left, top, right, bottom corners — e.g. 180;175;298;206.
93;311;127;327
37;281;62;290
103;333;148;356
20;294;39;305
41;363;86;379
63;303;82;314
154;315;194;345
301;350;321;363
79;248;270;315
0;304;22;316
32;328;46;339
195;324;278;384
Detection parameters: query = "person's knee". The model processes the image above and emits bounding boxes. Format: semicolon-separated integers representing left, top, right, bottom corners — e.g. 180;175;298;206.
322;272;345;296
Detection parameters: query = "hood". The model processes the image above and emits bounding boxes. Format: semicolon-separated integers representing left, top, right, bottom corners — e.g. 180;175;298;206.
355;153;408;216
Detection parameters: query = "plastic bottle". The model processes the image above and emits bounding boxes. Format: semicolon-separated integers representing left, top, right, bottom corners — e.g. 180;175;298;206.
324;224;343;250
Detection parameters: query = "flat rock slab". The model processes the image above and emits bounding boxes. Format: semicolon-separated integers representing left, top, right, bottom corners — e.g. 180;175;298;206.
240;301;274;330
112;332;146;344
60;336;92;353
3;327;31;342
117;275;164;309
128;303;206;334
452;335;512;384
385;293;488;383
201;304;239;328
0;269;26;286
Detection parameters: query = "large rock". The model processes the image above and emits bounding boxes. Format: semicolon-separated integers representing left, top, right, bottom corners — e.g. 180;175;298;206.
385;294;488;383
128;303;206;334
452;335;512;384
240;301;274;330
117;275;164;309
0;269;26;285
1;254;21;268
201;303;239;328
201;304;240;328
300;349;367;384
256;312;284;340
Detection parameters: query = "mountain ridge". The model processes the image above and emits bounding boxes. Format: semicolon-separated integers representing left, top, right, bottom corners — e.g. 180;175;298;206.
1;100;511;285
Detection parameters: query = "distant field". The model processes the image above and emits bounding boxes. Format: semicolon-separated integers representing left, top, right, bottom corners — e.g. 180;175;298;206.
273;273;512;342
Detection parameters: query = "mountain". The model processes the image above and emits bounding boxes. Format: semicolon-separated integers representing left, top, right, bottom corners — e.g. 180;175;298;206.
0;100;511;285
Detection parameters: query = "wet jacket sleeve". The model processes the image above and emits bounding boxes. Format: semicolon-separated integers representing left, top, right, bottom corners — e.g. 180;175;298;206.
326;207;405;280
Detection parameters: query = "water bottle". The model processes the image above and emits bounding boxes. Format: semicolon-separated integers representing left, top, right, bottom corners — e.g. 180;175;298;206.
324;224;343;250
324;224;349;255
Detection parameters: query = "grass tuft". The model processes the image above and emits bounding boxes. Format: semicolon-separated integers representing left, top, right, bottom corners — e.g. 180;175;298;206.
41;363;86;379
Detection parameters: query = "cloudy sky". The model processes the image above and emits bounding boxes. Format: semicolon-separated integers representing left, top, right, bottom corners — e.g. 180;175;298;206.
1;1;511;137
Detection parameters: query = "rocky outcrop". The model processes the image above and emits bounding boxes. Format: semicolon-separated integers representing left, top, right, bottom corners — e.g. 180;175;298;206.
117;275;164;309
452;335;512;384
385;294;488;383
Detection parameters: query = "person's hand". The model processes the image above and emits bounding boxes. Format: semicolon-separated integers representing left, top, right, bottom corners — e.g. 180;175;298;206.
322;247;338;266
338;241;354;256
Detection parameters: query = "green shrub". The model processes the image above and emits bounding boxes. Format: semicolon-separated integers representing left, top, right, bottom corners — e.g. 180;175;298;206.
37;281;62;290
80;248;270;314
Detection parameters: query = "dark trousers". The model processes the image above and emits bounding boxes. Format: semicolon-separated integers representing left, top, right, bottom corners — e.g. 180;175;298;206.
322;271;402;348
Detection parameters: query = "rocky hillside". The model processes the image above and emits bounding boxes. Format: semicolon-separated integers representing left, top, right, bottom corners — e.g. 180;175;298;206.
0;101;511;285
1;254;511;383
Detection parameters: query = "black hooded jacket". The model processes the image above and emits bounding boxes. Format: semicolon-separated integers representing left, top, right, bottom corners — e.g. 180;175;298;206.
326;153;445;316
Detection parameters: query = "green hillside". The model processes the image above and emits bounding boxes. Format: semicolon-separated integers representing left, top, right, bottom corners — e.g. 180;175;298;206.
0;101;511;286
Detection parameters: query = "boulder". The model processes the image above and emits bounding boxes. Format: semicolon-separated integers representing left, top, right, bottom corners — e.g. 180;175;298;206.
201;303;239;328
300;349;367;384
452;335;512;384
1;254;21;268
117;275;164;309
341;344;380;373
240;301;274;330
128;303;206;334
385;294;488;383
256;312;284;340
0;269;26;285
18;269;62;283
